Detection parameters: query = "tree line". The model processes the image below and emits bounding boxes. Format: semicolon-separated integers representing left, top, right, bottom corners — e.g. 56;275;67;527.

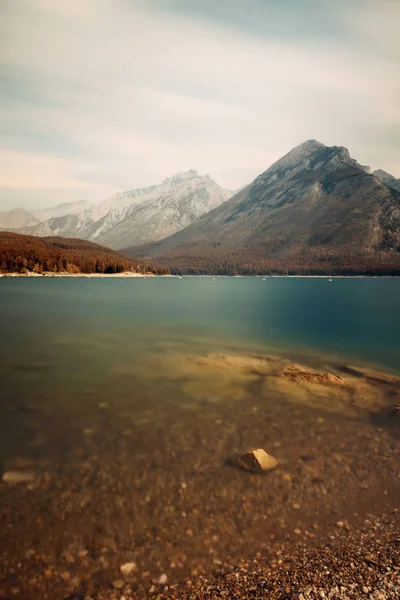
0;233;170;275
149;247;400;276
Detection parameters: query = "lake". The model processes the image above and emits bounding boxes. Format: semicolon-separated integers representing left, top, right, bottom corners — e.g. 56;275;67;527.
0;277;399;598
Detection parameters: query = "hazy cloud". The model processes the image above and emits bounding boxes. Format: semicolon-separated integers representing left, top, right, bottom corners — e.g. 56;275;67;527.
1;0;399;208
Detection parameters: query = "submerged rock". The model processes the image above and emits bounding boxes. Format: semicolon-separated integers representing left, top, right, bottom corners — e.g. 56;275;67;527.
282;365;344;385
120;561;137;577
391;404;400;418
237;449;278;473
2;471;35;483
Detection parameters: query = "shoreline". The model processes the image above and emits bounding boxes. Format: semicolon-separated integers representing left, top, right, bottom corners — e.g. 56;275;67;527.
1;272;399;278
0;271;170;278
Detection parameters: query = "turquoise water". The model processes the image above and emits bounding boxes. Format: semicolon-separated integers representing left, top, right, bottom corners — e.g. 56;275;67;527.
0;276;399;466
1;277;399;372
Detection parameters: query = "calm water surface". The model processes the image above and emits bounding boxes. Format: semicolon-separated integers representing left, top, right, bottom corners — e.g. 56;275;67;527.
0;276;399;461
1;276;400;368
0;276;399;452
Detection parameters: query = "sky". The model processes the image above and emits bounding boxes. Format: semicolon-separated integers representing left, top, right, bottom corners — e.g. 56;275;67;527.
1;0;399;209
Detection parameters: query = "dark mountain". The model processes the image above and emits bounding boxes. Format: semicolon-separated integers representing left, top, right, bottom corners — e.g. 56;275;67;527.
0;232;169;275
373;169;400;193
124;140;400;275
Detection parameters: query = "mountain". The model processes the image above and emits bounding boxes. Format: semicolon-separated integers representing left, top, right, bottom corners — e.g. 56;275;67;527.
0;201;92;231
0;232;169;275
19;171;232;248
373;169;400;193
124;140;400;275
31;200;92;222
0;208;40;229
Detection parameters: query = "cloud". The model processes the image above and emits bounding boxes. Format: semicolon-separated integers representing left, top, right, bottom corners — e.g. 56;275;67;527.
1;0;399;208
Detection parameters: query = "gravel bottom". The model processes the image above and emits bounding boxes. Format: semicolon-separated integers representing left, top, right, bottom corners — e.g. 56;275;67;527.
0;351;399;600
89;513;400;600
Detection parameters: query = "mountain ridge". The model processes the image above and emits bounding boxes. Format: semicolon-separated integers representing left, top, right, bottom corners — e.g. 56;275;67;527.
0;201;95;230
123;141;400;275
16;171;232;248
373;169;400;193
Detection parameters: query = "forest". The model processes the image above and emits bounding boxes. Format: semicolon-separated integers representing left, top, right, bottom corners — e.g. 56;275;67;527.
149;247;400;276
0;232;170;275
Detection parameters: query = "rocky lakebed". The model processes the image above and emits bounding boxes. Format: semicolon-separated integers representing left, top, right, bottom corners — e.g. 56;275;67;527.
0;350;399;599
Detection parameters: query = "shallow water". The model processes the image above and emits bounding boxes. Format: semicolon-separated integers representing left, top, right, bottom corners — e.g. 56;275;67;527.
0;277;399;597
0;276;399;466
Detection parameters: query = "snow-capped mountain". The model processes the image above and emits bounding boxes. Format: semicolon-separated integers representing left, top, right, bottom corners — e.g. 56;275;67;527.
19;170;232;249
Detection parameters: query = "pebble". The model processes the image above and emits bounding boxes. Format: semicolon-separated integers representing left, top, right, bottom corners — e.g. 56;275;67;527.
158;573;168;585
112;579;125;589
237;449;278;473
120;562;137;577
2;471;36;483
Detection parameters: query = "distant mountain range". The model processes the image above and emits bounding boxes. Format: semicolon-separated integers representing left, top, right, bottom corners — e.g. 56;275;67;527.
125;140;400;275
9;171;232;249
1;142;399;275
0;201;92;230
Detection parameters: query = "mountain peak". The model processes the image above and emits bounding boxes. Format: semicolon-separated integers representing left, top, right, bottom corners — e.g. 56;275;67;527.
257;140;368;186
297;139;326;151
373;168;395;181
164;170;199;185
265;140;326;177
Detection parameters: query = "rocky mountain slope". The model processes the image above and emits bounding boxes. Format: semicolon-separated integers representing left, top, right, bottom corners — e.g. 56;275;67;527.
373;169;400;193
125;140;400;275
19;171;232;248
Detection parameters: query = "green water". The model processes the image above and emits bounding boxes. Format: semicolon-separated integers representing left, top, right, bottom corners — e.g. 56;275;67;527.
1;276;399;372
0;276;399;463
